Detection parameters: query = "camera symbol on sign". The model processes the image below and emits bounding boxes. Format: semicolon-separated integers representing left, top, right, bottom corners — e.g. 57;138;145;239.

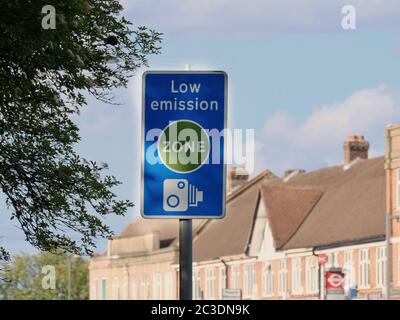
163;179;203;212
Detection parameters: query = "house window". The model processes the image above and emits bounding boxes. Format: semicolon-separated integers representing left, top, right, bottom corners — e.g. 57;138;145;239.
153;273;162;300
231;265;240;289
193;270;201;300
122;275;128;300
344;251;355;290
305;256;318;294
131;276;138;300
101;278;108;300
359;249;370;288
278;259;287;296
220;267;227;296
141;274;150;299
92;279;98;300
165;272;173;299
292;258;302;294
112;277;120;300
376;247;387;288
206;268;216;299
328;252;339;268
244;263;255;298
397;169;400;209
262;262;274;297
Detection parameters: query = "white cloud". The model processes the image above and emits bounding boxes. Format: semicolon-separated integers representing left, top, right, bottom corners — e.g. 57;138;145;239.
256;86;399;175
121;0;400;36
297;86;396;146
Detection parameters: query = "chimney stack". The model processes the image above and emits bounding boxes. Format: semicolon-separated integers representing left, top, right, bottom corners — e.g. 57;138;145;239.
343;135;369;165
227;166;249;192
283;169;306;181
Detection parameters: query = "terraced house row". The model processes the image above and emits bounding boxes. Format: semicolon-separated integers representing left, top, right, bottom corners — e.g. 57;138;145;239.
89;124;400;300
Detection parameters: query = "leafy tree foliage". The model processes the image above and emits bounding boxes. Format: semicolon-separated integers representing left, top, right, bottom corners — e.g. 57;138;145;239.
0;0;161;261
0;252;89;300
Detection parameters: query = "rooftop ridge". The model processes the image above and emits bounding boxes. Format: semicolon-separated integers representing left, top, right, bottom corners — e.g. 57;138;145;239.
283;155;385;250
296;155;384;177
226;169;277;202
262;183;324;191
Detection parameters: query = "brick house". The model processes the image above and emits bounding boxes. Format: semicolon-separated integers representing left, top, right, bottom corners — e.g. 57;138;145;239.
384;124;400;298
89;169;276;300
89;127;400;300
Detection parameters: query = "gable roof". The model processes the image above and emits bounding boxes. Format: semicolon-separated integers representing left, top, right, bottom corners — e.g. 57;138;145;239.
192;170;277;262
282;156;386;250
261;185;323;249
114;156;386;259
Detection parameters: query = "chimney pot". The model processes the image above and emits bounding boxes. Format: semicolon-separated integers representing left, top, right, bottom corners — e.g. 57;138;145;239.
227;166;249;192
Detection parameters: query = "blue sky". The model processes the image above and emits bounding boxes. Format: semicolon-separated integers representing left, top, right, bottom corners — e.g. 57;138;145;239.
2;0;400;256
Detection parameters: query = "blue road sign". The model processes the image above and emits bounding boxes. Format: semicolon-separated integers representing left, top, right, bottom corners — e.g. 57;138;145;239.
141;71;227;218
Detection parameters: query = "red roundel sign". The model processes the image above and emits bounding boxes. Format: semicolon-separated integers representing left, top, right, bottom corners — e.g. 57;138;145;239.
325;270;345;293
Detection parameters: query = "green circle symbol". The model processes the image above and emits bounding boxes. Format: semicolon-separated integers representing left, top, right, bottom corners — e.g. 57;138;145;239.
158;120;210;173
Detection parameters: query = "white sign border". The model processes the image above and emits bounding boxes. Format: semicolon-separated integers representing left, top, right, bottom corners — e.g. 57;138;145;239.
140;70;228;219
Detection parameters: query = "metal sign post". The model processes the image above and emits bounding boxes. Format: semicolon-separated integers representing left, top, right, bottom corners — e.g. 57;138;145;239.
180;64;193;301
179;219;192;300
141;70;227;300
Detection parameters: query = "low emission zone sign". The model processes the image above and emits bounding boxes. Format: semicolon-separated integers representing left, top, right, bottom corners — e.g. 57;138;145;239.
141;71;227;219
